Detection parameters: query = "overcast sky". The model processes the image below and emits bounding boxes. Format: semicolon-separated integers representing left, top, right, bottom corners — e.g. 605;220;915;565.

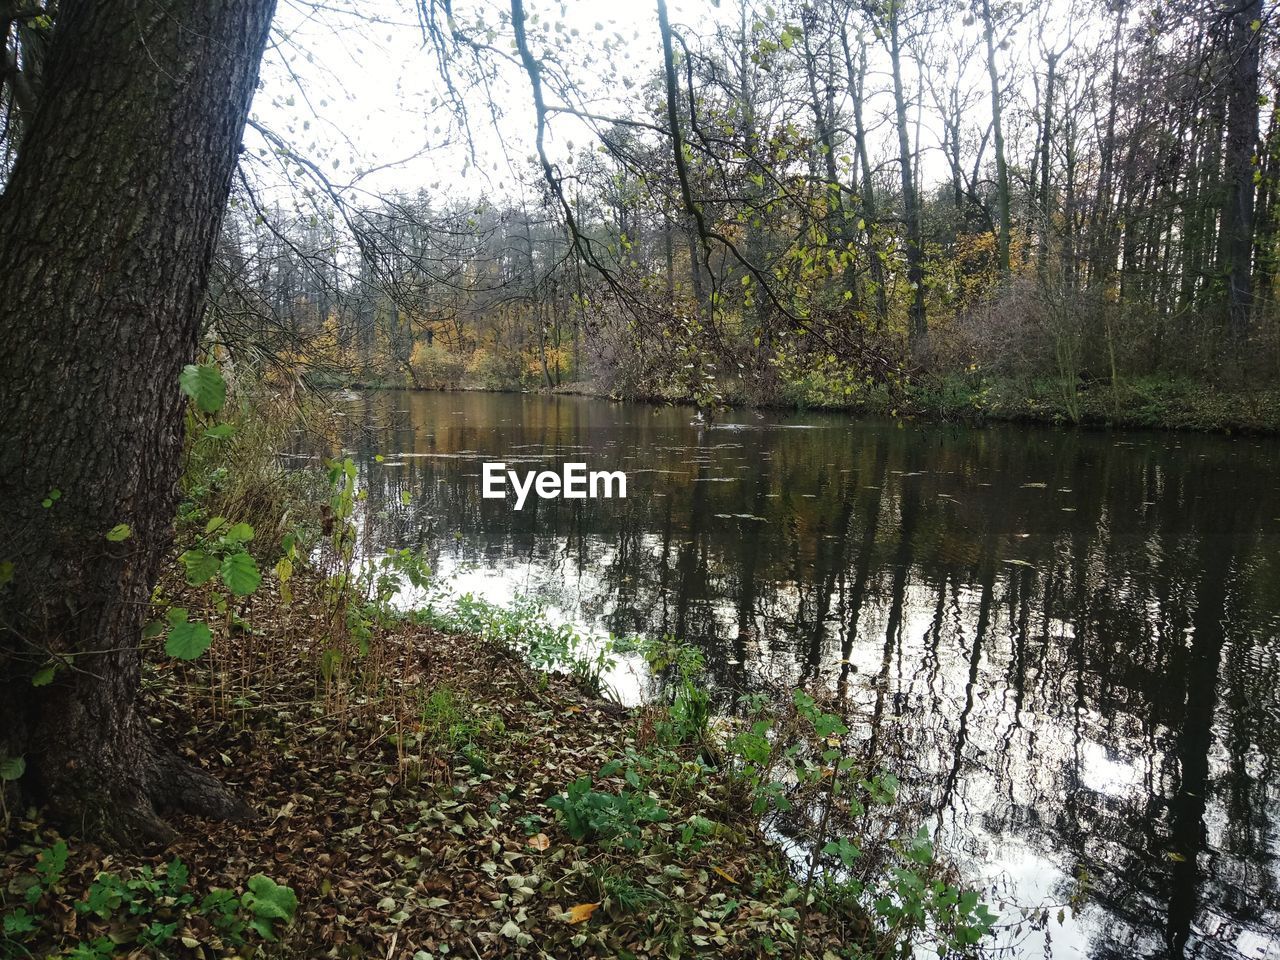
247;0;712;207
246;0;1079;214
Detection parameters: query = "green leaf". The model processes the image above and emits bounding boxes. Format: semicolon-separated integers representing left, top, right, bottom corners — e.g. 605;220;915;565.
242;874;298;940
0;560;13;587
165;858;189;891
223;522;254;544
105;523;132;542
3;909;36;935
180;549;220;586
32;663;56;686
203;423;235;440
166;613;213;660
0;756;26;781
179;363;227;414
221;552;261;596
822;836;861;867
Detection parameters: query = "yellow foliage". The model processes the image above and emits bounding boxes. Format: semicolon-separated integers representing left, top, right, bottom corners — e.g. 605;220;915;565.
410;340;466;388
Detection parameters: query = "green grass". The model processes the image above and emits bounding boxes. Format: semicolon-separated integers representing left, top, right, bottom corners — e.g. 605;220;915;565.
417;686;505;769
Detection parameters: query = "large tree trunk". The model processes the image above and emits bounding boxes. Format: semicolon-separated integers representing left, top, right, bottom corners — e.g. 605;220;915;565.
0;0;276;847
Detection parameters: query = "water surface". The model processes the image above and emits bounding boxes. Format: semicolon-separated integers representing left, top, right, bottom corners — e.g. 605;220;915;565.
319;389;1280;960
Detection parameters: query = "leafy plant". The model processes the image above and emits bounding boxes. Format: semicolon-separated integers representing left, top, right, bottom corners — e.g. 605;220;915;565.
546;770;669;850
164;607;213;660
240;874;299;941
0;843;297;955
180;362;227;414
718;687;998;955
422;593;616;696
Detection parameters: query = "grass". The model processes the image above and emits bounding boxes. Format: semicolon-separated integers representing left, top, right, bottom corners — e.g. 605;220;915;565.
416;686;505;772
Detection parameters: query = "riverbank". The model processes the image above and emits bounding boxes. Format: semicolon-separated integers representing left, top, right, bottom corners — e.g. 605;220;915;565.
901;373;1280;433
559;373;1280;434
314;371;1280;434
0;566;994;958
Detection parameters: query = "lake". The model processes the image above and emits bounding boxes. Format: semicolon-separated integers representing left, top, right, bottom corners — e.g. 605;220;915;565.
313;388;1280;959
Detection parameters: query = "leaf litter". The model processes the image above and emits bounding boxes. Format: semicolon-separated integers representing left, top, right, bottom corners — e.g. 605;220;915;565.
2;570;870;959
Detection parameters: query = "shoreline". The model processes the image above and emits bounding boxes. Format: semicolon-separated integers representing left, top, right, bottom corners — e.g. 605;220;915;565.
317;374;1280;437
1;570;993;958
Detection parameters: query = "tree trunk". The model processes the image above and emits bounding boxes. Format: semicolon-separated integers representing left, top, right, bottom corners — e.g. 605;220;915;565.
839;22;888;327
1037;52;1058;276
736;4;772;334
1255;98;1280;309
800;11;853;304
887;5;928;355
1089;4;1125;288
0;0;276;847
1220;0;1262;351
981;0;1012;275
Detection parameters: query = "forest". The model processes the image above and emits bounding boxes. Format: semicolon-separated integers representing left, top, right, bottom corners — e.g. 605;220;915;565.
2;0;1278;958
194;0;1280;428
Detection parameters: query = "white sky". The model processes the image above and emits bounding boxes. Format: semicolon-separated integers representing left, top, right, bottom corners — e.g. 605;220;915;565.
247;0;1087;213
249;0;701;205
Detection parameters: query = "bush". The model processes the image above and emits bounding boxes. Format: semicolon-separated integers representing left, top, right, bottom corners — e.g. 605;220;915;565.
409;340;466;389
0;842;298;954
464;345;523;390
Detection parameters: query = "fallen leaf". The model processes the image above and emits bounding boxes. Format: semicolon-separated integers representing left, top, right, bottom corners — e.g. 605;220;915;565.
713;866;738;884
563;902;600;924
499;919;522;938
528;833;550;851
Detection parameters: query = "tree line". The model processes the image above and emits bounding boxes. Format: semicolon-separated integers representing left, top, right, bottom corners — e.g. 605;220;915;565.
183;0;1280;405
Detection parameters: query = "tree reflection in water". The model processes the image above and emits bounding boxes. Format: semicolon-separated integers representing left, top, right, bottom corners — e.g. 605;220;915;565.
315;390;1280;960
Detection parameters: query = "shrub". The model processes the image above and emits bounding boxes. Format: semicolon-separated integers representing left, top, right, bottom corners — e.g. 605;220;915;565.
409;340;467;389
464;345;523;390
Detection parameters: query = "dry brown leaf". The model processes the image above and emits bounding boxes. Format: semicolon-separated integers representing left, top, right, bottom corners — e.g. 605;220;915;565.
563;902;600;924
528;833;551;851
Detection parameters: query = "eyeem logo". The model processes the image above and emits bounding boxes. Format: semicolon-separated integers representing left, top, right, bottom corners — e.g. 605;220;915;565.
482;462;626;510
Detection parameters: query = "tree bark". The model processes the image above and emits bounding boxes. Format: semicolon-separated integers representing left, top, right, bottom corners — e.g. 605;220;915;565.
981;0;1012;275
0;0;276;847
1220;0;1262;351
1036;51;1058;276
887;3;928;355
839;21;889;327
